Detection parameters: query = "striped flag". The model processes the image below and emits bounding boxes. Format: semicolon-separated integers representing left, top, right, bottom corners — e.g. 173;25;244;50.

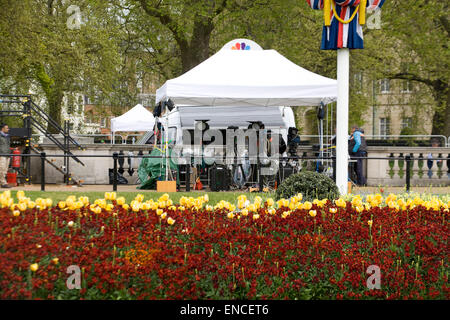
307;0;385;50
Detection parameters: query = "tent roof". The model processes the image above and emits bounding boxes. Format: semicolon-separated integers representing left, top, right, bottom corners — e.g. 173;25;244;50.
111;104;155;132
156;39;337;107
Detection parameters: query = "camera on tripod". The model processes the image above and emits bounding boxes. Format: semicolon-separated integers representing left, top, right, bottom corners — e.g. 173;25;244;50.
287;127;300;157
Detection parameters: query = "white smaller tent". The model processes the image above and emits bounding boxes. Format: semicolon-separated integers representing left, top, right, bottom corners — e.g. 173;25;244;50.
110;104;155;133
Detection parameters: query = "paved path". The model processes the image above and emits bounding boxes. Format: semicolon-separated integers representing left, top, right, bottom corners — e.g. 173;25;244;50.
3;184;449;195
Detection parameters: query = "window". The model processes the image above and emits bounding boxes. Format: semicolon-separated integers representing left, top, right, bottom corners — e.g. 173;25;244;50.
100;117;107;128
379;79;390;93
67;104;74;114
379;118;390;138
401;117;413;129
402;80;412;93
353;72;363;93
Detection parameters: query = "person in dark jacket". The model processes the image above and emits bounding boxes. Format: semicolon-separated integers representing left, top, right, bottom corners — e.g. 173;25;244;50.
0;124;11;188
349;125;367;186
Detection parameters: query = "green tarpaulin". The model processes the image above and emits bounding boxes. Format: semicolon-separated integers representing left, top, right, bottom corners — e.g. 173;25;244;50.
137;148;178;189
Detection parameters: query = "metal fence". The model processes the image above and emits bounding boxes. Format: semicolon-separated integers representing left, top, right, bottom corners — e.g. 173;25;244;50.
300;135;450;147
31;134;450;147
1;152;447;193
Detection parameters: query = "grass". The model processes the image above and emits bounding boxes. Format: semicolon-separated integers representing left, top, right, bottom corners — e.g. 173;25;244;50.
8;190;276;205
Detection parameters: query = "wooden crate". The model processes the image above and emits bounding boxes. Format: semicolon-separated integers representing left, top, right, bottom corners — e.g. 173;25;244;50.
157;180;177;192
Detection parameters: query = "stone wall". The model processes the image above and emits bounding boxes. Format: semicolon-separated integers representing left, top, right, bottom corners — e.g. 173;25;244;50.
31;144;154;185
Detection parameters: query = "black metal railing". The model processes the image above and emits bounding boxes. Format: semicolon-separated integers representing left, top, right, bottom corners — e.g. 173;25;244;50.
0;152;448;192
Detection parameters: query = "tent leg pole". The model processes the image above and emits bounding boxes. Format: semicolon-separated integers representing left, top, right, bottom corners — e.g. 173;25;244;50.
336;48;349;195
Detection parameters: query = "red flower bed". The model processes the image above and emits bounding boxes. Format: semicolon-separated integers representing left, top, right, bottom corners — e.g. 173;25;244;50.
0;197;448;299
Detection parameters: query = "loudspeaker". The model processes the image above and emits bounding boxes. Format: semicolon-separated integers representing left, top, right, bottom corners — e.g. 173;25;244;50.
209;165;230;191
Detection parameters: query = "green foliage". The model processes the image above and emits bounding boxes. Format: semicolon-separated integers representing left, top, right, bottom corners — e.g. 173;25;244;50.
275;171;339;202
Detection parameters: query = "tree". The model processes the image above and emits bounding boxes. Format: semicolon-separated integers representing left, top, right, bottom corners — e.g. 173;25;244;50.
0;0;122;133
366;0;449;136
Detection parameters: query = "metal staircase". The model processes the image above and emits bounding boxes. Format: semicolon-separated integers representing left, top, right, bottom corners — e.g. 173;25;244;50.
0;94;85;185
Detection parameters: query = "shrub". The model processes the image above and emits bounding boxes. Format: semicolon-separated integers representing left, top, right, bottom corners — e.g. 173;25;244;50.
275;171;340;201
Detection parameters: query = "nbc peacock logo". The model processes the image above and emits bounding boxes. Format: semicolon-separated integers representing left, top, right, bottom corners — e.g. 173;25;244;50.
231;42;251;50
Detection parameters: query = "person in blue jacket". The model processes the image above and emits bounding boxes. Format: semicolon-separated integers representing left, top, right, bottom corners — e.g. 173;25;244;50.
349;125;367;186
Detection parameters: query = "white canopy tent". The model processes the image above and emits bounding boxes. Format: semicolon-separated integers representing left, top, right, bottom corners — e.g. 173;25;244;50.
111;104;155;133
156;39;338;107
110;104;155;144
154;38;339;188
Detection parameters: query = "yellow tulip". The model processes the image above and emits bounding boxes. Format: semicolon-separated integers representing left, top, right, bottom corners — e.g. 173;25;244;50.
329;207;337;214
303;202;312;210
18;203;27;212
156;209;163;216
52;258;59;265
167;217;175;225
79;196;89;206
266;198;274;207
122;204;129;211
335;198;346;208
161;212;167;219
27;201;36;209
75;201;84;210
66;198;75;208
158;201;167;208
238;195;247;202
159;193;170;202
58;201;66;209
30;263;39;272
241;208;249;216
227;212;234;219
309;210;317;217
13;210;20;217
281;211;291;219
367;220;373;227
252;214;260;220
116;197;126;206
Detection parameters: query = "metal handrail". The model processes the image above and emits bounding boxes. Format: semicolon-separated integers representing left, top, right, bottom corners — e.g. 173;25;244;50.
2;152;448;192
300;134;448;147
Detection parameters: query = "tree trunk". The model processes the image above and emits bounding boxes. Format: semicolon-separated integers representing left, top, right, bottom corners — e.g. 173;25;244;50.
431;82;450;139
46;91;64;134
179;16;214;74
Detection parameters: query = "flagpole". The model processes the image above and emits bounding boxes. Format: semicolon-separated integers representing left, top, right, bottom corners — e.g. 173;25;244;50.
336;48;349;195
